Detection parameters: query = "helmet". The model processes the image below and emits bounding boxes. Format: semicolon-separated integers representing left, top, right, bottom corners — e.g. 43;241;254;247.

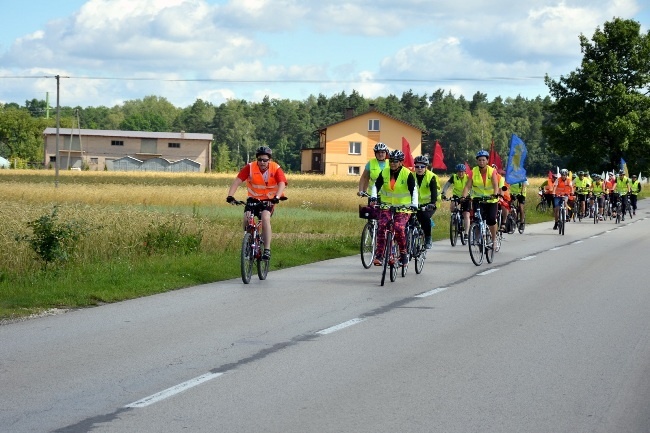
476;150;489;159
618;169;625;175
455;163;466;172
388;149;405;161
632;173;637;178
373;142;388;152
414;155;429;165
577;170;584;175
255;146;272;158
592;173;600;179
560;169;568;175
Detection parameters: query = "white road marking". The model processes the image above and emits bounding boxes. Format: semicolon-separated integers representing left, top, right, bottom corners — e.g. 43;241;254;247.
316;318;365;335
415;287;449;298
125;372;223;408
478;269;499;275
520;255;536;261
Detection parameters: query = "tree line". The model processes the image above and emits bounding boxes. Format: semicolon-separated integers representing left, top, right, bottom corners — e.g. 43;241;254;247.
1;18;648;176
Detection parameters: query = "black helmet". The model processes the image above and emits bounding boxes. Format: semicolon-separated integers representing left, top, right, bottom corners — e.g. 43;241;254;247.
255;146;272;158
414;155;429;165
388;150;405;161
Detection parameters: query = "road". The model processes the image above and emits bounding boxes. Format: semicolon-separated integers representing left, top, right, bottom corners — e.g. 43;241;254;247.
2;204;650;433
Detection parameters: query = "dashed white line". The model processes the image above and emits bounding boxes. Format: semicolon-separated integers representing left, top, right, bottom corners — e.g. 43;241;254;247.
125;372;224;408
415;287;449;298
520;255;536;261
478;268;499;275
316;318;365;335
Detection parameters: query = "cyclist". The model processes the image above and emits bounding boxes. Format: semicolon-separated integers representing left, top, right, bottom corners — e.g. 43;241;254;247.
358;142;389;199
552;168;573;230
442;163;471;240
509;179;528;227
630;173;641;216
370;149;418;266
461;150;501;248
493;165;510;232
590;173;606;220
413;155;438;249
574;171;591;218
226;146;287;261
605;172;617;218
540;174;556;209
615;170;631;220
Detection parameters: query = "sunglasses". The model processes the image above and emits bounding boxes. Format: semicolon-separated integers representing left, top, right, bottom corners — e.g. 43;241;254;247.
414;165;426;169
389;159;401;163
257;158;270;162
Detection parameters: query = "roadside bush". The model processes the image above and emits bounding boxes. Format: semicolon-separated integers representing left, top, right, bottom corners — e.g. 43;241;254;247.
140;218;202;256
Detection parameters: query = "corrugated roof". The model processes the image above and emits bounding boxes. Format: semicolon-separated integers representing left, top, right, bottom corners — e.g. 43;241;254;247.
43;128;213;141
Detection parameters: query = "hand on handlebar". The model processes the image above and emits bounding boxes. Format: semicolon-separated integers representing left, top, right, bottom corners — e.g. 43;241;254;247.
226;195;236;204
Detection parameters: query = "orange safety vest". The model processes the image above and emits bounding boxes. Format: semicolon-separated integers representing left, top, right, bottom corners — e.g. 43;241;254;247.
554;177;572;196
246;161;283;199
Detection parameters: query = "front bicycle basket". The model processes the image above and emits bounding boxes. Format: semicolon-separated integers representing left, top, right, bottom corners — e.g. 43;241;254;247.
359;204;379;220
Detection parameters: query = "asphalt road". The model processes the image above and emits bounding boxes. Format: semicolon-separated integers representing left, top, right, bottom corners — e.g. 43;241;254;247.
2;202;650;433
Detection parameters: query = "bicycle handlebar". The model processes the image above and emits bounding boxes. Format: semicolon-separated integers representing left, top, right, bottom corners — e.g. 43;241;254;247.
230;197;288;206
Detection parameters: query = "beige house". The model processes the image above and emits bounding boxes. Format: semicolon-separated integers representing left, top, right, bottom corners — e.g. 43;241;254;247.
43;128;213;172
301;106;426;175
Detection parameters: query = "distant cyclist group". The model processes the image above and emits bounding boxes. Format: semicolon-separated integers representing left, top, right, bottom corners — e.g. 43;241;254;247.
225;143;642;283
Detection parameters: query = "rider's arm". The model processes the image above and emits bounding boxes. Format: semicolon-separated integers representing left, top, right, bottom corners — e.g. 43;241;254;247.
491;170;500;196
429;175;438;203
227;165;249;197
461;176;473;198
274;167;288;198
407;172;418;207
371;173;384;199
441;177;452;197
358;165;370;194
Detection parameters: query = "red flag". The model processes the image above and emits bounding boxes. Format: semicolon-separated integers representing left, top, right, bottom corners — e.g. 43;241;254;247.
465;161;472;177
401;137;415;170
488;139;503;172
431;139;447;170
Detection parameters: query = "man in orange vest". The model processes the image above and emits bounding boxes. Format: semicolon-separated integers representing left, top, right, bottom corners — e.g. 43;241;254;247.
227;146;287;260
552;168;573;230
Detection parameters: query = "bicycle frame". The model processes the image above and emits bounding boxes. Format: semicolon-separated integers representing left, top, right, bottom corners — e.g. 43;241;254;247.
468;196;495;266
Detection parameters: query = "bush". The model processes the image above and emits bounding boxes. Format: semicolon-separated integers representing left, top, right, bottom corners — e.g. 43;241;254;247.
15;206;88;268
141;219;202;256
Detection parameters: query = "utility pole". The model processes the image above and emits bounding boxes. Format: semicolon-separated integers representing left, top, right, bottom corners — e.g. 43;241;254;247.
55;75;60;187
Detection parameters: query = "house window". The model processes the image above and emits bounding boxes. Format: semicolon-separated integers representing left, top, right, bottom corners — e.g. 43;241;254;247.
368;119;380;131
349;141;361;155
111;140;124;146
90;158;98;164
168;142;180;148
348;166;361;175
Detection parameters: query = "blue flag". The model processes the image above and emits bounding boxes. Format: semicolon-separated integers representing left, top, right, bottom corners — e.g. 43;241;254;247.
505;134;527;184
620;158;629;176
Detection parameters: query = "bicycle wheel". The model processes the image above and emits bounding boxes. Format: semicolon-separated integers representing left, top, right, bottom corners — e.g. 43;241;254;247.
468;223;483;266
256;237;269;280
559;209;565;235
360;221;376;269
240;232;254;284
485;230;494;263
536;201;547;213
593;203;598;224
628;201;633;219
449;213;459;246
414;231;425;274
494;229;502;253
381;231;393;286
518;213;525;234
401;228;410;278
615;204;621;224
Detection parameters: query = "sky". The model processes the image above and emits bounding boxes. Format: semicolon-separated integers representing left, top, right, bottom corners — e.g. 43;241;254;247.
0;0;648;109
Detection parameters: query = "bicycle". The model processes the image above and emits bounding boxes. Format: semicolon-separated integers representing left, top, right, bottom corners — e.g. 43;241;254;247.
358;192;379;269
378;205;414;286
556;195;568;235
626;192;633;219
232;197;286;284
468;196;496;266
536;190;550;213
509;196;525;234
590;193;600;224
404;211;426;276
446;196;467;247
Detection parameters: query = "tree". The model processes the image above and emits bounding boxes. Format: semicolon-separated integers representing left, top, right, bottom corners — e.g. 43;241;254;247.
0;106;50;163
544;18;650;174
